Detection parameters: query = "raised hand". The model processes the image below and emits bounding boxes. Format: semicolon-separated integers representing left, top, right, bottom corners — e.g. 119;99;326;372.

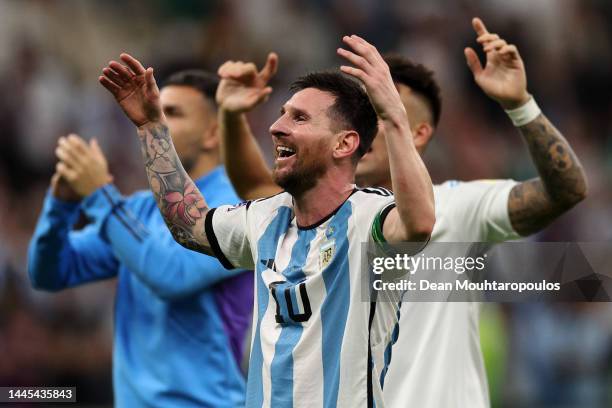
99;53;164;127
216;53;278;114
464;17;530;109
337;35;406;122
55;134;113;197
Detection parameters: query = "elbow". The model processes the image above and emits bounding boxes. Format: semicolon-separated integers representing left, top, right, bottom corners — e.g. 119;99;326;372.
573;175;588;204
559;173;589;210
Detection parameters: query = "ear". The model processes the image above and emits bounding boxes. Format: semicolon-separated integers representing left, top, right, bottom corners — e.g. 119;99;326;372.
332;130;360;160
412;122;433;153
201;121;219;150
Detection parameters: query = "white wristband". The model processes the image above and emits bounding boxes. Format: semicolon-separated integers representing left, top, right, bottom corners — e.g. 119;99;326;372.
504;97;541;127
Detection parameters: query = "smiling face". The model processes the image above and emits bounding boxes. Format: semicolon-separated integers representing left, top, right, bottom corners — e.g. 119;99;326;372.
269;88;340;196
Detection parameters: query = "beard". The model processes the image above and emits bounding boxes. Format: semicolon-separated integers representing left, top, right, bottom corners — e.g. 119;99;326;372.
272;152;327;197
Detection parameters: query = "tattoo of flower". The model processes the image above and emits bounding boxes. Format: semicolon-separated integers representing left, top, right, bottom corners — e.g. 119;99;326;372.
163;181;206;225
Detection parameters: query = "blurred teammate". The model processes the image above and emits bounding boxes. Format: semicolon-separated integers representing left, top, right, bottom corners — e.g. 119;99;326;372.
28;71;253;407
99;35;434;407
212;18;587;407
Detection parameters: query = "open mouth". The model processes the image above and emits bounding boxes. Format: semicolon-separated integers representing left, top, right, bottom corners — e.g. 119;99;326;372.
276;145;296;160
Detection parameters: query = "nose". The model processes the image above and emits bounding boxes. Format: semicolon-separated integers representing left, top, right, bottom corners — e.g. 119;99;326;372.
269;116;290;139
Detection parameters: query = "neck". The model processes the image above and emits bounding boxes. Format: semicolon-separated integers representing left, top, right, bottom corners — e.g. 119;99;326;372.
293;167;354;228
187;153;220;180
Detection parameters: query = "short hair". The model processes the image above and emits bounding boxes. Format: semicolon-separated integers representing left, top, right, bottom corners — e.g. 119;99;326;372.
162;69;219;106
290;71;378;159
384;54;442;126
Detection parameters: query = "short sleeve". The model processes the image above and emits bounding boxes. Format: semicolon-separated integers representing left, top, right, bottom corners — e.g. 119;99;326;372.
204;202;255;270
448;179;520;241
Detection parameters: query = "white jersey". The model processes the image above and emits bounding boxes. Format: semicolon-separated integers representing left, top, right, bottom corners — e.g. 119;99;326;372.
205;188;402;408
383;179;520;408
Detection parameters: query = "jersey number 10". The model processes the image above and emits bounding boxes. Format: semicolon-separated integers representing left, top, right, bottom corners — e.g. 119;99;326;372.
269;281;312;324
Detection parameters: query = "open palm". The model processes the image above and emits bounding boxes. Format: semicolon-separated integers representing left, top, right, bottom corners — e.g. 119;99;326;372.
99;53;163;127
465;18;529;109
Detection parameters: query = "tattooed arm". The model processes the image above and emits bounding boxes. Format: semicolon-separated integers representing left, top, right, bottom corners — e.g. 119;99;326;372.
507;115;587;235
138;122;213;253
99;53;213;254
465;17;587;236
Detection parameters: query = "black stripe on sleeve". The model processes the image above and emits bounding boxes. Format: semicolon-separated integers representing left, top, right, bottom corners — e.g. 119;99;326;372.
110;207;144;243
379;203;396;227
204;208;235;270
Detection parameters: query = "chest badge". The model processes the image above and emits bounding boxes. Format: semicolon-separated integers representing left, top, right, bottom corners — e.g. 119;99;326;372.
319;239;336;271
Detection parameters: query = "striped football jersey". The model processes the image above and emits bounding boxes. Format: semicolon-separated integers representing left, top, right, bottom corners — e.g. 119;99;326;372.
205;187;400;407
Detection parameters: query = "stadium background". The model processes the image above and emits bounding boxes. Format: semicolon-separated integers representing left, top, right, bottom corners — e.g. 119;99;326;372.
0;0;611;406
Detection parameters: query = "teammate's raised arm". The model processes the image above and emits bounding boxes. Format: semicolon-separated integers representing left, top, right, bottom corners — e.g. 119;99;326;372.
216;53;282;200
338;35;435;242
465;17;588;235
99;54;213;254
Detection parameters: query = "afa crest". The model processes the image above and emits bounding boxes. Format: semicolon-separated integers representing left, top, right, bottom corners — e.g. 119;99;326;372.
319;240;336;271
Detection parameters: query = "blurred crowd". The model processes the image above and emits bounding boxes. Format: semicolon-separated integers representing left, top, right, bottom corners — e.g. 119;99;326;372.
0;0;611;406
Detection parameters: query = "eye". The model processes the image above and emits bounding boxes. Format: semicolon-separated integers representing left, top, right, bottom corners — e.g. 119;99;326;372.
294;113;307;122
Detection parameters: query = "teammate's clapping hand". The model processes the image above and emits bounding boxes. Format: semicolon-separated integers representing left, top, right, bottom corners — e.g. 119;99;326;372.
337;35;407;122
464;17;530;109
99;53;164;127
54;134;113;198
216;53;278;114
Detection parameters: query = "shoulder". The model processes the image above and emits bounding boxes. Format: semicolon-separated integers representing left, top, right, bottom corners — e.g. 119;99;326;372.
247;191;292;213
350;187;395;219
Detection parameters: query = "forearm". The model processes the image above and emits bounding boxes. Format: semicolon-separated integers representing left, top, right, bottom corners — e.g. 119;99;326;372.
28;194;117;290
28;197;80;290
219;110;280;200
384;115;435;241
509;113;588;235
137;121;212;254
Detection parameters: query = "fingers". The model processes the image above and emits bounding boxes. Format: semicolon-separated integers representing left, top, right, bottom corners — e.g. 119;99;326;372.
337;47;369;71
120;53;146;75
89;138;105;158
102;67;124;85
483;38;508;53
56;161;78;182
464;47;483;76
145;67;158;92
110;61;134;82
341;35;381;67
499;44;520;59
259;52;278;83
472;17;488;36
55;135;89;169
477;33;499;44
99;76;121;95
218;60;257;80
339;65;366;82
